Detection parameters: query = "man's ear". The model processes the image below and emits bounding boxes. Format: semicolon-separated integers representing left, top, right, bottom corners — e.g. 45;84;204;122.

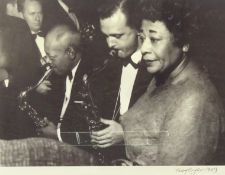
65;46;76;60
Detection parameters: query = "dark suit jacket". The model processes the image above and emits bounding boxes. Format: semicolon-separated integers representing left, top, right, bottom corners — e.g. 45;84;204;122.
99;58;152;120
0;17;44;139
1;16;53;139
2;16;43;92
0;69;18;140
10;31;44;138
59;56;94;144
0;15;41;91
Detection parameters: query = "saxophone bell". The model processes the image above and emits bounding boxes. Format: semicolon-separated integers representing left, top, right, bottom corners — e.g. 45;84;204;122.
18;65;54;129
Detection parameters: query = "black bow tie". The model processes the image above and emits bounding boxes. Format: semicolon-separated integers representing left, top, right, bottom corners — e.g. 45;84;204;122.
67;71;73;81
32;32;44;40
122;58;139;69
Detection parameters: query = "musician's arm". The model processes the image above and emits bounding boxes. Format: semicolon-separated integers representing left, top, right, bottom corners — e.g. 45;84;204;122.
35;80;52;95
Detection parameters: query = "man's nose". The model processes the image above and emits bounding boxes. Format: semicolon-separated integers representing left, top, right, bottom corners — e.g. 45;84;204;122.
106;37;116;48
34;14;41;22
140;38;152;55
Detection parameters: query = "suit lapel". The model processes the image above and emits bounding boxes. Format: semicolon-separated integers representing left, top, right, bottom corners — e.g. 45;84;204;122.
70;58;90;101
129;66;152;108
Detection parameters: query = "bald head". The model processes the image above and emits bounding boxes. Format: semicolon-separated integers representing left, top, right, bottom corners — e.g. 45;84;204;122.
44;25;82;75
45;25;81;54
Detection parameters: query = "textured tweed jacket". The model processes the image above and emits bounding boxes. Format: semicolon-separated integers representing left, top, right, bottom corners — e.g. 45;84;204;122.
120;59;225;165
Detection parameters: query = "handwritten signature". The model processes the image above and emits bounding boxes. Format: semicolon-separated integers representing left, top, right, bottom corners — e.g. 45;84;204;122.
176;167;218;175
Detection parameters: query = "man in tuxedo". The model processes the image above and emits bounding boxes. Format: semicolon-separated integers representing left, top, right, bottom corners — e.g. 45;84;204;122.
4;0;64;139
90;0;152;161
41;0;106;64
38;25;95;146
14;0;47;90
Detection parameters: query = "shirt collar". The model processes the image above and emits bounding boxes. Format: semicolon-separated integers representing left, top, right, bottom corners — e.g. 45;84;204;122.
131;49;142;64
68;59;81;81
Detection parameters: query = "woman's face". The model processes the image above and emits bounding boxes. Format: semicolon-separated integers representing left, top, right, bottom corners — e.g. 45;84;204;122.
139;19;182;74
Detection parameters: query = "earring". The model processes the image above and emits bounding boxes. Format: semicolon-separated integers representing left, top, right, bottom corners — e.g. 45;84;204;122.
182;45;189;52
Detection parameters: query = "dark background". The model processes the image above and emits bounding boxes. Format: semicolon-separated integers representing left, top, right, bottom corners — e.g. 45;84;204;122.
186;0;225;108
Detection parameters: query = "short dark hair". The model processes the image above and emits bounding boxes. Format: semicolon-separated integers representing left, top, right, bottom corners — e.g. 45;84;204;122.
17;0;42;12
138;0;198;47
97;0;139;29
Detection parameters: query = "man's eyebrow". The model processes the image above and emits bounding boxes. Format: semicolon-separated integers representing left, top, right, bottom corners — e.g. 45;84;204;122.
149;29;157;33
109;33;123;37
138;29;156;34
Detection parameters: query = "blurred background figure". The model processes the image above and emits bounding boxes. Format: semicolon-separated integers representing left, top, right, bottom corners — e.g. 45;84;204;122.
0;31;10;139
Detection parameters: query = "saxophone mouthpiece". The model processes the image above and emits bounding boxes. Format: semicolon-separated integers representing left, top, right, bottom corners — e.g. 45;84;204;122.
109;49;117;57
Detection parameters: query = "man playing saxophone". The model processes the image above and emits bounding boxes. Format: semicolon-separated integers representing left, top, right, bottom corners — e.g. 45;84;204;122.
37;24;99;146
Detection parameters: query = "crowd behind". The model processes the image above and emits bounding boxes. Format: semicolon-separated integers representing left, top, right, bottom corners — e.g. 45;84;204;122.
0;0;225;166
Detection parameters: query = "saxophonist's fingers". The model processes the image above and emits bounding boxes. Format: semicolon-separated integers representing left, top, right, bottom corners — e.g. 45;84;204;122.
95;139;112;145
43;80;52;86
91;127;110;137
91;134;112;142
96;142;113;148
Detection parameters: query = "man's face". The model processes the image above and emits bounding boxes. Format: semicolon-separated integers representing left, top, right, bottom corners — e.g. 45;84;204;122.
22;0;43;33
139;20;181;74
100;9;138;59
45;40;73;75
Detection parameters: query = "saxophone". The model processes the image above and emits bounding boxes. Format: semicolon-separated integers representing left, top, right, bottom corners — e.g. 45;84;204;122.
18;66;53;128
76;73;108;165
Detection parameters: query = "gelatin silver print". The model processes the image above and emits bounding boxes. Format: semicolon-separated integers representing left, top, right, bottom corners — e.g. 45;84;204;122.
0;0;225;168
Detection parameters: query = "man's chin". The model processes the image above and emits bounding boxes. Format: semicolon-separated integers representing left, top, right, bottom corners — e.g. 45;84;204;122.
118;50;134;59
118;53;129;59
53;69;63;76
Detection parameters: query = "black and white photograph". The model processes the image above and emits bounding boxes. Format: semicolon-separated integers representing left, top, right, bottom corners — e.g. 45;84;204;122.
0;0;225;173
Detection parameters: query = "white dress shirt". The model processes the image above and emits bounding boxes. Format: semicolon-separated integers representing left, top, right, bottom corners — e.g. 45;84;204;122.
35;35;45;58
31;31;46;66
119;50;142;115
57;60;81;142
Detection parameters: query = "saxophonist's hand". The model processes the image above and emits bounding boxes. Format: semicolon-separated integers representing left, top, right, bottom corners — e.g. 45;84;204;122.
90;119;124;148
36;80;52;95
37;118;57;140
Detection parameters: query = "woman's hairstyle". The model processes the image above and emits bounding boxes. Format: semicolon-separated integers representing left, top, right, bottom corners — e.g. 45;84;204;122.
137;0;199;47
